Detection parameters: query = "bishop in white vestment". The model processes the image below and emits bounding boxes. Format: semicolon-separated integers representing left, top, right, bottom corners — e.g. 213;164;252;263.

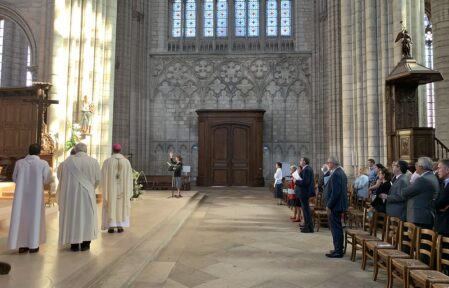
57;143;100;251
100;144;133;233
8;144;51;253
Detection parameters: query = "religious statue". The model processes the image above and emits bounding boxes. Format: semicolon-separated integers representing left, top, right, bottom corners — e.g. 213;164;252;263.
40;123;55;154
395;22;413;59
80;95;95;135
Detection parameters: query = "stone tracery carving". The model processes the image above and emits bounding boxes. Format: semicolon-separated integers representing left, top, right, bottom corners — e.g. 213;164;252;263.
148;54;312;180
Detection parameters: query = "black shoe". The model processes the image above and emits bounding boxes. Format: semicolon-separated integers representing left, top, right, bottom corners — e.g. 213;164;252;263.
81;241;91;251
117;227;124;233
18;247;29;253
29;247;39;253
300;229;313;233
108;228;115;233
0;262;11;275
70;244;80;252
325;252;344;258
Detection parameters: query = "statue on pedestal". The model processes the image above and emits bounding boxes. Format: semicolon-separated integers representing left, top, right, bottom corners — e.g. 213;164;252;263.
80;95;95;135
395;22;413;59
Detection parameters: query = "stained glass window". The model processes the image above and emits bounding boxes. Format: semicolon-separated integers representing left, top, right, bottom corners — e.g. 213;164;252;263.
204;0;214;37
235;0;246;37
266;0;277;37
185;0;196;37
247;0;259;37
280;0;292;36
172;0;182;37
424;15;434;127
217;0;228;37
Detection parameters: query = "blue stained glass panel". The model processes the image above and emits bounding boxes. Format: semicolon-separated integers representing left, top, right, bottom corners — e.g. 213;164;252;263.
172;0;182;37
235;0;246;36
217;0;228;37
185;0;196;37
280;0;291;36
204;0;214;37
266;0;277;36
248;0;259;37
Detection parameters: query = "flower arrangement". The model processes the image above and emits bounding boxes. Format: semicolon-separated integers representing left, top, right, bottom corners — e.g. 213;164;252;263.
132;169;146;199
65;123;82;151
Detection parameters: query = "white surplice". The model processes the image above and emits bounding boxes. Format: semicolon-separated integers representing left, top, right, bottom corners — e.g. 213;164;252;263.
100;153;133;229
8;155;51;250
57;152;100;245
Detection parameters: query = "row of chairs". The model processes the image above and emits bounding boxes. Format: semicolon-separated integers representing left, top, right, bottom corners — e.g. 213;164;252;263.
346;209;449;288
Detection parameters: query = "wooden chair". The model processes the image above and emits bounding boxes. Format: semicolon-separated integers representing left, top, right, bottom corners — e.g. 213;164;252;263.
409;235;449;288
344;208;371;257
373;221;416;282
388;228;438;288
351;212;387;262
313;192;328;232
346;191;365;228
361;216;401;270
432;284;449;288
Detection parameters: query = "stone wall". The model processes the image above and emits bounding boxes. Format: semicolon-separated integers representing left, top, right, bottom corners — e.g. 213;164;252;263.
142;54;312;182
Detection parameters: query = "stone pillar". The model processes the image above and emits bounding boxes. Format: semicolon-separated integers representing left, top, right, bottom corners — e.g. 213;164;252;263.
433;0;449;146
49;0;118;166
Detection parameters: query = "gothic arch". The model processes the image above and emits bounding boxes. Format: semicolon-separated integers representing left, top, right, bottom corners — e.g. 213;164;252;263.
0;3;37;68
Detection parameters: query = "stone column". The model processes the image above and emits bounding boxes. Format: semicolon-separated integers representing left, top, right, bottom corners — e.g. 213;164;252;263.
433;0;449;146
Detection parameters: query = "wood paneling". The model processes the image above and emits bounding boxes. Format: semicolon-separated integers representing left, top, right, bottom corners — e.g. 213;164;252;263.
197;109;264;187
0;97;37;157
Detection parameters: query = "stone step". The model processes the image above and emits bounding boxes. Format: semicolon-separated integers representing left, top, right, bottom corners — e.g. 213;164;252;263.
54;191;205;288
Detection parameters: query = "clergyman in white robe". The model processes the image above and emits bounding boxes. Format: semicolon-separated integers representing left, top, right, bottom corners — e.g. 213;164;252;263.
57;143;100;251
100;144;133;232
8;144;51;252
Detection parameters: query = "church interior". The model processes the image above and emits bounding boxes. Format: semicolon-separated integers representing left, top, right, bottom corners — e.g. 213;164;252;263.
1;0;449;287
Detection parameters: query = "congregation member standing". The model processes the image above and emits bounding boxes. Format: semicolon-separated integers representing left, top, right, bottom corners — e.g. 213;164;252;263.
325;156;348;258
8;144;51;253
169;152;183;198
100;144;133;233
57;143;101;251
367;159;377;186
274;162;283;205
380;160;409;220
434;159;449;236
401;156;439;229
370;167;391;213
296;157;314;233
353;168;369;200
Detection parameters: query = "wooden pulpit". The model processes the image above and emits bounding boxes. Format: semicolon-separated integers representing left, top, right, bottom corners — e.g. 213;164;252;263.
385;58;443;165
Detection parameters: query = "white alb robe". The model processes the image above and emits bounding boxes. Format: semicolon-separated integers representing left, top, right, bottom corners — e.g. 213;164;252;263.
57;152;100;245
100;153;133;229
8;155;51;250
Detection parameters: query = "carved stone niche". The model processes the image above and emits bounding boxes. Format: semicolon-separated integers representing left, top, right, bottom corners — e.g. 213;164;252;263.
385;58;443;164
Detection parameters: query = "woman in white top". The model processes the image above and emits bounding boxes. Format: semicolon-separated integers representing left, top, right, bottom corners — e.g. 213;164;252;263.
274;162;283;205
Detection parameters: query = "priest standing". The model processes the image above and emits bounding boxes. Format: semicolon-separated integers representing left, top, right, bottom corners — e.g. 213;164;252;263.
100;144;133;233
8;143;51;253
57;143;101;252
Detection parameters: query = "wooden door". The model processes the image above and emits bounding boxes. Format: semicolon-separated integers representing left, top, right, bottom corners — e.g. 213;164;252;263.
211;124;249;186
197;109;264;187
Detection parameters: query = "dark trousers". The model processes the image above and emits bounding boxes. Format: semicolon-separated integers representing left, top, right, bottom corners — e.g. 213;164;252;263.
329;210;344;254
299;196;313;231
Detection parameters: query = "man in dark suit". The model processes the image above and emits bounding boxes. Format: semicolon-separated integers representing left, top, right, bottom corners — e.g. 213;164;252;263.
325;156;348;258
434;159;449;236
296;157;315;233
381;160;410;220
401;157;440;229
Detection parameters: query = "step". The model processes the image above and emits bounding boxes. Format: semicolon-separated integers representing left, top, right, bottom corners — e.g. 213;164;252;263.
53;192;205;288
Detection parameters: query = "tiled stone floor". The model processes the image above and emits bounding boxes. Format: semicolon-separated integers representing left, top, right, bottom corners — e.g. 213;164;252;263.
131;188;392;288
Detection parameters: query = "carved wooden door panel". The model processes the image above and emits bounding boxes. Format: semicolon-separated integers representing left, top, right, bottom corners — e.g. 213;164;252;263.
211;124;249;186
0;98;37;156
